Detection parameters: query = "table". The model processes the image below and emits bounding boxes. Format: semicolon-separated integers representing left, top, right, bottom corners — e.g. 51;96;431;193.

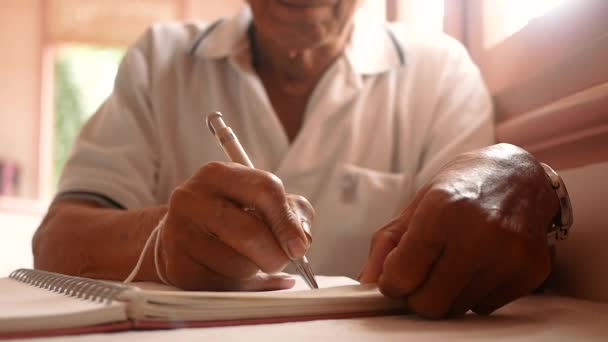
18;294;608;341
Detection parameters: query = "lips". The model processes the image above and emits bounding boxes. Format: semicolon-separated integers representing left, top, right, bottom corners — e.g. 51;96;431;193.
278;0;337;7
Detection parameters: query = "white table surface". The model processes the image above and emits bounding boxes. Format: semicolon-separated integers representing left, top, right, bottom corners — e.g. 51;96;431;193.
15;294;608;342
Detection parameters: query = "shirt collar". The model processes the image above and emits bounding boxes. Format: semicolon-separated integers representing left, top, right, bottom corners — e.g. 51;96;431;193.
190;6;405;75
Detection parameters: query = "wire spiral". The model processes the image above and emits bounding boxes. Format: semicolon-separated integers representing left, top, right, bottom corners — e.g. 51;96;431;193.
9;268;131;305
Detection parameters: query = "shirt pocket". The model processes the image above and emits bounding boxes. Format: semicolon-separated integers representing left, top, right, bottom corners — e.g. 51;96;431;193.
310;163;413;277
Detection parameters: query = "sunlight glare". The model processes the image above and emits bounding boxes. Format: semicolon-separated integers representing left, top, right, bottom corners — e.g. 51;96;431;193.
502;0;570;36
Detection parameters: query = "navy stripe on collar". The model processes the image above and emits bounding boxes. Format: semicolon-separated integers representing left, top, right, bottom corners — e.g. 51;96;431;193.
189;19;224;56
385;26;405;67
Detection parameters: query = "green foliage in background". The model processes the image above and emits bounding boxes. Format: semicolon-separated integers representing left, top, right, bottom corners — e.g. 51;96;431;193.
53;45;124;189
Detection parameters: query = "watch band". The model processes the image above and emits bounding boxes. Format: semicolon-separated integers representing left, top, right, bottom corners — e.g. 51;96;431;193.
541;163;574;246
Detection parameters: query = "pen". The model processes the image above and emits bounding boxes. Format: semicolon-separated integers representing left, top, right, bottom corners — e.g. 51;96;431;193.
206;111;319;290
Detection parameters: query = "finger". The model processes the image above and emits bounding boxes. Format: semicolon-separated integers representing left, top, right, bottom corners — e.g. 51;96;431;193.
446;268;507;318
358;218;402;283
193;162;309;259
287;194;315;222
377;191;447;299
446;240;527;317
170;189;290;273
472;272;539;315
182;230;260;280
287;194;315;240
473;248;551;315
404;246;477;319
359;186;430;283
166;252;294;291
239;272;297;291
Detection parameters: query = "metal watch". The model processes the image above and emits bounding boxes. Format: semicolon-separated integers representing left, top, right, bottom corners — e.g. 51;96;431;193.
541;163;574;246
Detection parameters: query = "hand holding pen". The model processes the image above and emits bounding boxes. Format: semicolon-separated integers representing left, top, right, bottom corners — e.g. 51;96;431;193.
150;114;316;291
207;112;318;289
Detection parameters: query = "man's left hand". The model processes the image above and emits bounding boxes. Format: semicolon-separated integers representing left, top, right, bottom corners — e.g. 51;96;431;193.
359;143;559;318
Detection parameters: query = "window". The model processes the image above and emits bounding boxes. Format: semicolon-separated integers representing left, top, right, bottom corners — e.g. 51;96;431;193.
485;0;572;48
53;45;124;187
387;0;445;31
445;0;608;170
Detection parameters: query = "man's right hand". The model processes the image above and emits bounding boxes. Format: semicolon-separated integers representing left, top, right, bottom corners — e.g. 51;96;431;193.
158;161;314;291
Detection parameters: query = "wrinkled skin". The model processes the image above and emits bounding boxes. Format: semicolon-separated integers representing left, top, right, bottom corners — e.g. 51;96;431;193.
359;143;559;318
160;161;315;291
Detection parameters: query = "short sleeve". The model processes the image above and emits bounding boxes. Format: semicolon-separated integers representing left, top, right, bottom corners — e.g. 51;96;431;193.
413;37;496;189
57;29;160;209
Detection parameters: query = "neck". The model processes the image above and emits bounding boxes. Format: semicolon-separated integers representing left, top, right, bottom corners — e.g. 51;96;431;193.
249;25;352;96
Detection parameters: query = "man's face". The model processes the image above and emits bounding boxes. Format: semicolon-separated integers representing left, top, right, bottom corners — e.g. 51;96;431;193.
246;0;360;51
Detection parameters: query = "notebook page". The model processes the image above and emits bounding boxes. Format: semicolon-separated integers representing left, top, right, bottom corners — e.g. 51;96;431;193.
131;275;358;292
129;276;402;321
0;278;128;333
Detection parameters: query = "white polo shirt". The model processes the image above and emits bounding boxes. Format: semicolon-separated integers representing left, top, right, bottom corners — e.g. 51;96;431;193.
58;7;494;278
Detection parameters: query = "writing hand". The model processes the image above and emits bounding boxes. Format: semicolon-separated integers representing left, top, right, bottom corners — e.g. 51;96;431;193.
159;161;314;291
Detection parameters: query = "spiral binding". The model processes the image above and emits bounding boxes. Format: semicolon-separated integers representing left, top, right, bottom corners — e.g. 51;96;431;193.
9;269;131;305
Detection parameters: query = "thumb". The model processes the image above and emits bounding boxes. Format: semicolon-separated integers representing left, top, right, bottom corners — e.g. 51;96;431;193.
250;174;311;261
241;272;297;291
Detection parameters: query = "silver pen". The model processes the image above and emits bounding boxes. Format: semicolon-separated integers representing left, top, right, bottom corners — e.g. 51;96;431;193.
206;112;319;289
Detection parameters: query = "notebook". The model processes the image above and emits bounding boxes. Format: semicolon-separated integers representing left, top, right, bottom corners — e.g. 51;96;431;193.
0;269;403;339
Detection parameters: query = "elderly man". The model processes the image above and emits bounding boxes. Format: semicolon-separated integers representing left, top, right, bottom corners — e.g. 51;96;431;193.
33;0;561;318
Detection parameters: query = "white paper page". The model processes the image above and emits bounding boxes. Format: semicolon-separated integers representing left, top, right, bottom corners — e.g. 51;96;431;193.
0;278;127;333
129;275;400;321
131;274;358;293
287;275;359;291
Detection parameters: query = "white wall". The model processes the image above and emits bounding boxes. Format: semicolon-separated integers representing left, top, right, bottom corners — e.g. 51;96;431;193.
0;0;43;199
0;212;40;276
553;161;608;302
184;0;244;21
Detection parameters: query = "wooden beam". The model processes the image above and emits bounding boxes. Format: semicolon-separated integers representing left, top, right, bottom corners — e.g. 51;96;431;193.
477;0;608;94
494;33;608;120
385;0;399;22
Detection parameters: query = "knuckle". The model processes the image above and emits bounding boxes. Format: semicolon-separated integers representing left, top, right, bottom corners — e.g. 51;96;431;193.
168;186;192;211
266;172;284;189
289;194;316;220
371;228;397;248
370;230;384;246
257;172;285;202
426;184;480;215
199;161;228;176
369;217;404;250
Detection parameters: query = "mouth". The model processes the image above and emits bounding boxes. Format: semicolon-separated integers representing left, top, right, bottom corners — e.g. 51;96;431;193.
278;0;336;8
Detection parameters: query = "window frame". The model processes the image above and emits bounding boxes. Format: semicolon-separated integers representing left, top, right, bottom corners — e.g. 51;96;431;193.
444;0;608;170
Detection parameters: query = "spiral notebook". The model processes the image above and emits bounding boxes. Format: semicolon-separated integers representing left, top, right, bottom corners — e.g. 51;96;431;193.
0;269;403;339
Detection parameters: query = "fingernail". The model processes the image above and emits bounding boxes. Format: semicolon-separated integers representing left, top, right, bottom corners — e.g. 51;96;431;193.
273;272;294;279
286;238;307;259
